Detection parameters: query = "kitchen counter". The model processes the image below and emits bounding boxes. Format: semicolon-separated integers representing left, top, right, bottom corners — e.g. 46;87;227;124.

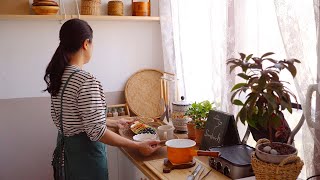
109;123;255;180
115;129;229;179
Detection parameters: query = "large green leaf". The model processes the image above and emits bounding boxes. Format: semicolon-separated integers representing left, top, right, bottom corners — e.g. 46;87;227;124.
258;75;267;91
286;62;297;77
230;89;241;101
233;99;244;106
262;93;277;110
229;64;238;73
231;83;247;91
239;53;246;60
237;73;251;80
261;52;275;58
246;54;253;61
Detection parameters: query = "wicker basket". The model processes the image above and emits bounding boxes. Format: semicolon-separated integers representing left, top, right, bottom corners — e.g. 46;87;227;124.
132;0;150;16
251;152;304;180
81;0;101;15
108;1;123;16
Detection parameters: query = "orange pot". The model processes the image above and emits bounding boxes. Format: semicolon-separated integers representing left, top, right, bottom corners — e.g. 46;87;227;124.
165;139;220;164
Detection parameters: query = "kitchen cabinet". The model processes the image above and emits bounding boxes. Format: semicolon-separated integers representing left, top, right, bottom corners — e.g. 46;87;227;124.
107;145;149;180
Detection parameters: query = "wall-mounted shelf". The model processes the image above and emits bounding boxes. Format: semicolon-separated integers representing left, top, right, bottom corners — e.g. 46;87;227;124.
0;15;160;22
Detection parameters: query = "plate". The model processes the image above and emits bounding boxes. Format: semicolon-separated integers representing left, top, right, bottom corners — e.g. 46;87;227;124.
133;133;157;142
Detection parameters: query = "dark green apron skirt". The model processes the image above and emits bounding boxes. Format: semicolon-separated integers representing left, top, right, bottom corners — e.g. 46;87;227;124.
53;132;108;180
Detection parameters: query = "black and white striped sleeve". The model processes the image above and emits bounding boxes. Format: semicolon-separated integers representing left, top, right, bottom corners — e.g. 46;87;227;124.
77;76;107;141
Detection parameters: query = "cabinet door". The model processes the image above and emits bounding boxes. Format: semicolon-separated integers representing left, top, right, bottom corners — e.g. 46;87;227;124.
117;150;149;180
106;145;119;180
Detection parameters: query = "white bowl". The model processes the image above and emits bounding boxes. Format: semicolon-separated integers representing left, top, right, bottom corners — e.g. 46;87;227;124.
256;142;297;164
133;133;157;142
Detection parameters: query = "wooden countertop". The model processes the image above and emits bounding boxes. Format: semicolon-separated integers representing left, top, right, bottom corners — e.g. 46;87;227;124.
113;128;229;180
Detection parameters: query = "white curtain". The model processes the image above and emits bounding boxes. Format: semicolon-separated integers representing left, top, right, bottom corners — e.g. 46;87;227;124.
160;0;319;178
274;0;320;178
160;0;235;110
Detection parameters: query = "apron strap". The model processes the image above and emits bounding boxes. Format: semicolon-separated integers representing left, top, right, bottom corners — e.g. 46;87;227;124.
52;69;80;180
59;70;80;136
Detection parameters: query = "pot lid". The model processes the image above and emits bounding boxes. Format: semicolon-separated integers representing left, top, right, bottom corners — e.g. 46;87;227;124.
172;96;191;106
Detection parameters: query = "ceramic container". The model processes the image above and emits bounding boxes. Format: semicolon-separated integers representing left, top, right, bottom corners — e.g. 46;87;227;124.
171;97;191;132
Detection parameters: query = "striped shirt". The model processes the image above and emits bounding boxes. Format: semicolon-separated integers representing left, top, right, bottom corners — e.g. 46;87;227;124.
51;65;107;141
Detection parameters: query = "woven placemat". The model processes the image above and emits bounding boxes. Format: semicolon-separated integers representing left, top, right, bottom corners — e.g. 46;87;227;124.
125;69;163;118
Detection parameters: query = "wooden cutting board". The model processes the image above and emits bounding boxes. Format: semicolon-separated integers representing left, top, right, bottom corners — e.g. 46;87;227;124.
144;158;230;180
0;0;30;14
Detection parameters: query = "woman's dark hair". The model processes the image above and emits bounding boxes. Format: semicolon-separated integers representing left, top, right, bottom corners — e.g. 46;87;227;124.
43;19;93;96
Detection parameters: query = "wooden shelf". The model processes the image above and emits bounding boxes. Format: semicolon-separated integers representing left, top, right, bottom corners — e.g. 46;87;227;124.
0;15;160;22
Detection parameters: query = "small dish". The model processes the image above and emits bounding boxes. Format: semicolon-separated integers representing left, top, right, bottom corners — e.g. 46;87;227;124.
133;133;157;142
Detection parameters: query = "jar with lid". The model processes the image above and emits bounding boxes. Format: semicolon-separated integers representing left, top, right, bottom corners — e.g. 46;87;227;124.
119;108;126;116
112;108;119;117
171;96;191;133
107;108;113;117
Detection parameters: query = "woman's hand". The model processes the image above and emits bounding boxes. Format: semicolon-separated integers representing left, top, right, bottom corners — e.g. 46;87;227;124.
136;140;161;156
116;118;134;129
106;118;134;129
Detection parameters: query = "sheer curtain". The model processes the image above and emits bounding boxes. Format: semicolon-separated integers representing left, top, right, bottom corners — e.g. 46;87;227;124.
160;0;319;178
160;0;235;109
274;0;320;178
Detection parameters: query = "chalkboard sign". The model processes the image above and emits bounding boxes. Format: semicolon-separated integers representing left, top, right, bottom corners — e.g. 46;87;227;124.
200;110;241;150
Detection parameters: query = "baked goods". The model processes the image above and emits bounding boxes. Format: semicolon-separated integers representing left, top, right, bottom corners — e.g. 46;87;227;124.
130;121;156;135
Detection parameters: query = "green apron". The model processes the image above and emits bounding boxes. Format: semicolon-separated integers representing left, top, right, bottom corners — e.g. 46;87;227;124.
52;70;108;180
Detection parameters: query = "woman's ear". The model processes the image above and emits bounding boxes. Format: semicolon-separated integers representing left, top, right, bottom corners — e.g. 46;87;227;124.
83;39;91;50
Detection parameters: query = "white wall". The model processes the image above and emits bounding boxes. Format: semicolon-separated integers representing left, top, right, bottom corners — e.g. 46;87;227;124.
0;0;162;99
0;20;163;99
0;1;163;179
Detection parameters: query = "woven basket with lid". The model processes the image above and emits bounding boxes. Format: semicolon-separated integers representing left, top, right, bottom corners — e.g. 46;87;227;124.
108;0;123;16
81;0;101;15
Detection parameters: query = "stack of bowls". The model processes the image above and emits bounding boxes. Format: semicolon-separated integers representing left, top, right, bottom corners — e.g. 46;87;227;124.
32;0;59;15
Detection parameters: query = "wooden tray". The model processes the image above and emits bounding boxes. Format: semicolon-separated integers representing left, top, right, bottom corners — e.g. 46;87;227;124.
118;119;179;141
125;69;164;118
144;158;230;180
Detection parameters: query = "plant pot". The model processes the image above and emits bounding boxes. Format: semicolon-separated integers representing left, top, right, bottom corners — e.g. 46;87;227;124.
255;139;297;164
187;122;195;140
195;128;204;145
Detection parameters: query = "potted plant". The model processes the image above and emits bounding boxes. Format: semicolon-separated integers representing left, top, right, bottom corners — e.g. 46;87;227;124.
194;119;206;145
185;100;215;142
227;52;302;164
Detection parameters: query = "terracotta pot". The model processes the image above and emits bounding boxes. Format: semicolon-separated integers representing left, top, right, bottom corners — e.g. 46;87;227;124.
187;122;195;140
166;139;220;164
195;128;204;145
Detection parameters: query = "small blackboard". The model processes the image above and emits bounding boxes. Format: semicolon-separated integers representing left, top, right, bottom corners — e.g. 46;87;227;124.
200;110;241;150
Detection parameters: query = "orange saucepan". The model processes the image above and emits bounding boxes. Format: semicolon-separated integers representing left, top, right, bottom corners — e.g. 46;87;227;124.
165;139;220;164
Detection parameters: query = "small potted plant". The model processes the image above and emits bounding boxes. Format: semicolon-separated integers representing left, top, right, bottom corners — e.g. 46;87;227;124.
185;100;215;141
227;52;302;165
194;119;206;145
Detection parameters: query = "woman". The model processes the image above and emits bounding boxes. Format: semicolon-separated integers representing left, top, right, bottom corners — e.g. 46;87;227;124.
44;19;161;180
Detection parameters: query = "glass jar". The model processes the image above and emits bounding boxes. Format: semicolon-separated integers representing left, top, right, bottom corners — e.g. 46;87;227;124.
112;108;119;117
107;108;113;117
119;108;126;116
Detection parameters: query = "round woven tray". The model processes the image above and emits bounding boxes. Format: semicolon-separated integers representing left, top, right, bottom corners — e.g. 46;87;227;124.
125;69;164;118
251;152;304;180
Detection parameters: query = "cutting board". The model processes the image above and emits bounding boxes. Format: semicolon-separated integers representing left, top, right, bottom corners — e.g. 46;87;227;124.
0;0;30;14
144;158;230;180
